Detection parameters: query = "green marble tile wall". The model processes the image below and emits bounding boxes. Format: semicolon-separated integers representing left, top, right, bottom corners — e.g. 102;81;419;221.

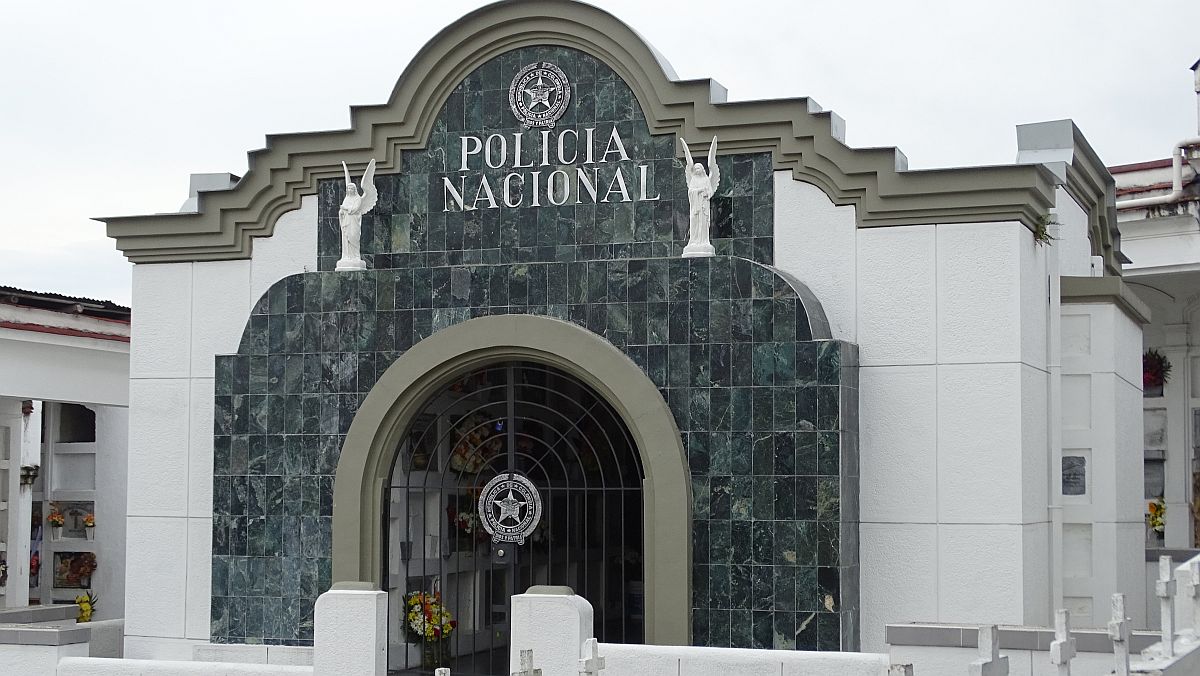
210;46;859;652
315;46;774;271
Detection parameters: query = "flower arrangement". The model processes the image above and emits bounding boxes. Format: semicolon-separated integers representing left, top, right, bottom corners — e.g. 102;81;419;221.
450;508;484;540
404;591;457;642
83;513;96;528
1148;497;1166;534
1144;349;1172;392
448;414;502;474
75;591;99;622
47;510;65;527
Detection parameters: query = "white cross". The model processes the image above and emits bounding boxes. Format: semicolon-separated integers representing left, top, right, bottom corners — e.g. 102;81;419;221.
1049;609;1075;676
1156;555;1177;658
968;625;1008;676
579;637;606;675
1108;593;1131;676
887;665;914;676
513;649;542;676
434;669;451;676
1189;558;1200;636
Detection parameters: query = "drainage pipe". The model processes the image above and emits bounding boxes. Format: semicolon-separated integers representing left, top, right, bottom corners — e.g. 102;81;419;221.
1116;139;1200;210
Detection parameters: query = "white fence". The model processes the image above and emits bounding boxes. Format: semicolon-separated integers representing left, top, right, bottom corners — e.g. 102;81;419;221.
889;552;1200;676
5;553;1200;676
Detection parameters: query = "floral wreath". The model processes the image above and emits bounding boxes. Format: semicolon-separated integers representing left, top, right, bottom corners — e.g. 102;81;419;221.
448;414;502;474
404;591;457;642
1148;497;1166;534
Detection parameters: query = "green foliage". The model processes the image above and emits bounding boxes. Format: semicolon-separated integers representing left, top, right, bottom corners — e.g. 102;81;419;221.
1033;213;1058;246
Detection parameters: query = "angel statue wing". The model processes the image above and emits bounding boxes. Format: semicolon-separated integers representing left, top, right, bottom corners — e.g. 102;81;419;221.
678;137;696;169
358;159;378;213
341;159;379;214
706;136;720;190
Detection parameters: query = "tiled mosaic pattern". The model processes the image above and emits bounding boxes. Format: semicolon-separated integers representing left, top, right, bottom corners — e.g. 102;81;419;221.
211;259;858;649
211;45;859;651
315;46;775;271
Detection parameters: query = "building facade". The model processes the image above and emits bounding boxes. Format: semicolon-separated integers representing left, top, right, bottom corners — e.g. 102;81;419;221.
1113;59;1200;563
0;286;131;621
99;0;1146;668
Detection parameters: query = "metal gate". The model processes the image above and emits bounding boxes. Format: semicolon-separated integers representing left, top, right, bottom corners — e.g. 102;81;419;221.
385;361;645;675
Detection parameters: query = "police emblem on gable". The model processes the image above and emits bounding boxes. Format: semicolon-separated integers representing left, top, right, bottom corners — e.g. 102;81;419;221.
478;472;543;544
508;62;571;129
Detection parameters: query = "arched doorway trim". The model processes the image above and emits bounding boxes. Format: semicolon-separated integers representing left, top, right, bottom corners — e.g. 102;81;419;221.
332;313;691;645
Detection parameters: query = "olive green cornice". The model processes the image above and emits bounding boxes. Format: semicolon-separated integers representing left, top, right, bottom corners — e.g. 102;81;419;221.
1016;119;1126;276
100;0;1059;263
1060;276;1151;325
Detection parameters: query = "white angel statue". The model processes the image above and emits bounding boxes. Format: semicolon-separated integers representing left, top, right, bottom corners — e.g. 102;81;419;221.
335;159;378;271
679;136;720;257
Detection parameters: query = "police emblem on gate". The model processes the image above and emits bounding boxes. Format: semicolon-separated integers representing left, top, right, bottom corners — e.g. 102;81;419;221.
508;62;571;129
478;472;543;544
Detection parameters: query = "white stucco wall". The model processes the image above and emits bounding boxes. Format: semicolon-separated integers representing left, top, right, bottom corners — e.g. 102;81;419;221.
772;173;1054;651
1060;301;1146;627
124;196;317;657
1052;187;1095;278
0;329;129;407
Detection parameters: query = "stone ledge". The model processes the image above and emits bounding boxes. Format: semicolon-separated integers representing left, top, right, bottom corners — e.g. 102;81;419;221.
886;622;1158;654
0;622;90;646
1060;275;1152;325
1145;547;1200;562
0;604;79;624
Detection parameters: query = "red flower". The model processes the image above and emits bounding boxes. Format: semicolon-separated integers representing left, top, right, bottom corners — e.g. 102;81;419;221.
450;620;458;629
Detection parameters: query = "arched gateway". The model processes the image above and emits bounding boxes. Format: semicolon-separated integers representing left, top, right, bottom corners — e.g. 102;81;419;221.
331;314;691;671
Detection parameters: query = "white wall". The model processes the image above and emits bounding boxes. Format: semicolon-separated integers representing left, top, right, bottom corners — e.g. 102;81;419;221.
94;407;128;619
0;642;89;674
773;174;1054;651
1053;187;1094;278
1059;301;1147;627
124;196;316;656
0;329;129;407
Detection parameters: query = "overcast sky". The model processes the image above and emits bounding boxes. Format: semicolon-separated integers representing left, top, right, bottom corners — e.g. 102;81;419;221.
2;0;1197;307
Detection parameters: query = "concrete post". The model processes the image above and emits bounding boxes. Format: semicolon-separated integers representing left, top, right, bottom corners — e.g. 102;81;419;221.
579;637;605;675
1109;593;1131;676
9;400;41;608
509;586;593;676
1157;556;1177;657
1050;609;1076;676
313;585;387;676
1189;558;1200;636
967;625;1008;676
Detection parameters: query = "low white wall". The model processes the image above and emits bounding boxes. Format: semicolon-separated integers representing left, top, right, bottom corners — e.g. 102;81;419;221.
1;643;88;675
510;588;897;676
890;644;1115;676
58;657;310;676
194;643;313;666
600;643;893;676
88;619;124;658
